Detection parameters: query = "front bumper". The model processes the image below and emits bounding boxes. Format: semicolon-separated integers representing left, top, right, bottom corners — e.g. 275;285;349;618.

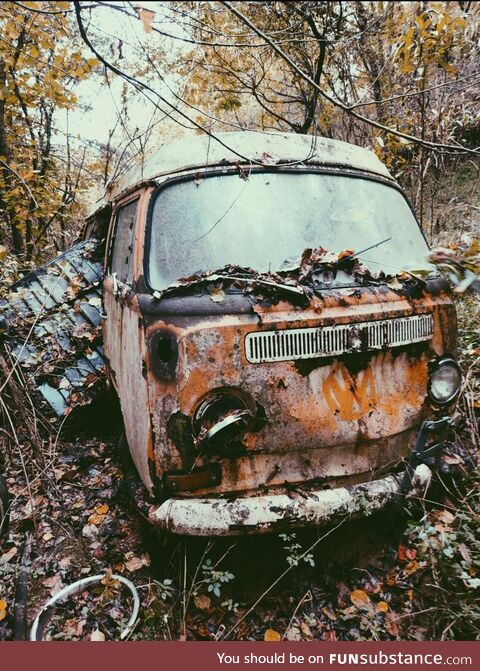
149;464;433;536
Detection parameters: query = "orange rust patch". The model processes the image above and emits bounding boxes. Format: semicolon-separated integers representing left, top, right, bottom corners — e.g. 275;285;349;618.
186;339;198;360
179;367;212;412
243;433;258;451
146;429;154;461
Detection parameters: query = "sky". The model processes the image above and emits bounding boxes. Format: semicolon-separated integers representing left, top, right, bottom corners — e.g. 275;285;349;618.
58;2;194;157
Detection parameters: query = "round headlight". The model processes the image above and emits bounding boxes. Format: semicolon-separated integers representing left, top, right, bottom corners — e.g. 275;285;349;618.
429;358;462;405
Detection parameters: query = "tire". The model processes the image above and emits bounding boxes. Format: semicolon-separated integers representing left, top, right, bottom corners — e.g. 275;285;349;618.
0;473;9;536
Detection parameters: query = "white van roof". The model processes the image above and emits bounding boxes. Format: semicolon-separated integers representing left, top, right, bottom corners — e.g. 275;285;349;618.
91;131;393;214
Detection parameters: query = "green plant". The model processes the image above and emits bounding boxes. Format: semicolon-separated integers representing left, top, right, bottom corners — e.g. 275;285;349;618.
201;559;235;598
154;578;175;601
279;533;315;568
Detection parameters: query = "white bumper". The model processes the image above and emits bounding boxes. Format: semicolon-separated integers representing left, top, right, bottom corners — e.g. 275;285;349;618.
149;465;431;536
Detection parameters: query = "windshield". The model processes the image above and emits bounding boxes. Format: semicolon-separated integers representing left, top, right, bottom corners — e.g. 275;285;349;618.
147;171;429;289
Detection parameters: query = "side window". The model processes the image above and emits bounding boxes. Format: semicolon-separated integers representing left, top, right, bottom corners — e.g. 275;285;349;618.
110;199;138;284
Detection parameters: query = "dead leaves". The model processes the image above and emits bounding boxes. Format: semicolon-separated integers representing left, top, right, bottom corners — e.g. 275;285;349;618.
264;628;281;641
0;547;17;566
284;625;301;641
350;589;370;609
431;509;456;532
0;599;7;622
397;545;417;562
43;573;63;596
124;553;150;573
429;239;480;294
88;503;109;526
322;606;337;621
194;594;211;610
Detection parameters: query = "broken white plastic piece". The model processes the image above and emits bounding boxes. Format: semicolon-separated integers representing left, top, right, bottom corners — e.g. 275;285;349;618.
30;573;140;641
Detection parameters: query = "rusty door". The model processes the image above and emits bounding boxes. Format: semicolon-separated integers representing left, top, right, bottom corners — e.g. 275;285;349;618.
103;191;154;493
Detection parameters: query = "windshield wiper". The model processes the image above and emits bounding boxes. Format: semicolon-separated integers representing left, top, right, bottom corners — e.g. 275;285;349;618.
345;236;392;261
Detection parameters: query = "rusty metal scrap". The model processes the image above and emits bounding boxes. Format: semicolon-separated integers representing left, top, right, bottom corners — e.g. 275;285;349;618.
0;238;105;417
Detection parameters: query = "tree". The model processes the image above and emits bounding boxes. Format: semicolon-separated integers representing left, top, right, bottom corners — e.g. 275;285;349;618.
0;1;97;259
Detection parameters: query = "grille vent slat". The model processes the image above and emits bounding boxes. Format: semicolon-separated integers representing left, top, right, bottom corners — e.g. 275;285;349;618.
245;314;433;364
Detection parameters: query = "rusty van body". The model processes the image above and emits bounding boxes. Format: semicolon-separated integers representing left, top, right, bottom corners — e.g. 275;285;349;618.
84;131;460;536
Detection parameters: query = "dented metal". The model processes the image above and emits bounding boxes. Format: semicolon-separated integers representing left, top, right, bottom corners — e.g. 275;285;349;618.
98;133;460;532
148;464;433;536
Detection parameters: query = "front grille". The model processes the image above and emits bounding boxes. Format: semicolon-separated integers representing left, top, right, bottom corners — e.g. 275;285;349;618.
245;314;433;364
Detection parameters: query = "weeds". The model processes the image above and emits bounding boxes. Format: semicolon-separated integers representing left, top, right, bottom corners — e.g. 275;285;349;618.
201;558;235;598
279;533;315;568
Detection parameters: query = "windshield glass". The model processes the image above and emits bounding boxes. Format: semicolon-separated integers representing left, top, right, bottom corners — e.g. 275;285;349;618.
148;171;429;289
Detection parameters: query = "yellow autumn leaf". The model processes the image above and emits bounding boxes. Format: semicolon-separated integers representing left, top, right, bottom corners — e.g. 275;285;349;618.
404;560;421;576
377;600;389;613
95;504;109;515
0;599;7;621
350;589;370;608
264;628;281;641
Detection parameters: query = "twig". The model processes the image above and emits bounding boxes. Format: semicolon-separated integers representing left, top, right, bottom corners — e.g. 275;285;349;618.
13;532;32;640
283;590;312;640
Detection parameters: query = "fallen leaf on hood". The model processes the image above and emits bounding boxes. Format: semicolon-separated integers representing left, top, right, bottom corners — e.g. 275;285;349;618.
210;287;225;303
387;277;403;290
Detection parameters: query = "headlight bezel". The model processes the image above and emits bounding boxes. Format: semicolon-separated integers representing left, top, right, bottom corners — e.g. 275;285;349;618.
428;356;462;406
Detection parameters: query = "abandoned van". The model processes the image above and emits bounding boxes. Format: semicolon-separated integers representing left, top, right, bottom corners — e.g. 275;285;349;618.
82;131;462;536
4;131;460;537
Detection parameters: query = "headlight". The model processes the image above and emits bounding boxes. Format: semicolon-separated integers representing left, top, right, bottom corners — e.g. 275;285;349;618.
148;329;178;380
193;389;256;455
428;358;462;405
